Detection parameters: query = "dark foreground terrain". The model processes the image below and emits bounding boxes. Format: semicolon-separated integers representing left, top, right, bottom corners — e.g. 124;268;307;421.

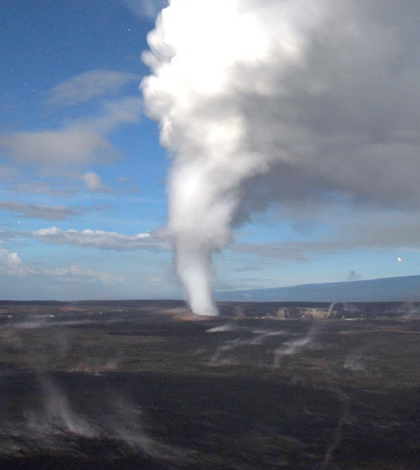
0;300;419;469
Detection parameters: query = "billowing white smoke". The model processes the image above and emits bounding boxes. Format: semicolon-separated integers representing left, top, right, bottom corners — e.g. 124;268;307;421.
142;0;420;315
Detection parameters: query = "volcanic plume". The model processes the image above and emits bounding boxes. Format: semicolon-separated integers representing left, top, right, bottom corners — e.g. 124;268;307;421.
142;0;420;314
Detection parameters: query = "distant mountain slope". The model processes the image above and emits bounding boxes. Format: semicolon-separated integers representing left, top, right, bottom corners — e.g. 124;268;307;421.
216;275;420;302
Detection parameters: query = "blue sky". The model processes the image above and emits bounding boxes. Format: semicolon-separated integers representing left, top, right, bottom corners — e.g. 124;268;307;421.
0;0;419;301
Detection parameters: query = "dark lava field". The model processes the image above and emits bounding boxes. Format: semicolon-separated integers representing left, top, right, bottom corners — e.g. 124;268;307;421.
0;300;419;469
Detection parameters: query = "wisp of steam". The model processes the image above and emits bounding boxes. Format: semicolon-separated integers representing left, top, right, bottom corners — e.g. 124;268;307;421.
141;0;420;315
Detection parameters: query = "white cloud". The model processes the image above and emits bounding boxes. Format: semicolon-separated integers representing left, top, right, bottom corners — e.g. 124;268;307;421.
0;201;81;220
0;248;33;279
0;97;142;168
80;172;111;193
28;227;168;251
48;69;141;106
0;248;23;271
0;126;113;167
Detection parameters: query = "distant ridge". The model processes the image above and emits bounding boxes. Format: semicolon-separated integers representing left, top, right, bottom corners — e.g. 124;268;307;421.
216;275;420;303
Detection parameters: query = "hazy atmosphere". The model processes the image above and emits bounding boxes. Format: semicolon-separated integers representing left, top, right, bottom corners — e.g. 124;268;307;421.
1;0;420;304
